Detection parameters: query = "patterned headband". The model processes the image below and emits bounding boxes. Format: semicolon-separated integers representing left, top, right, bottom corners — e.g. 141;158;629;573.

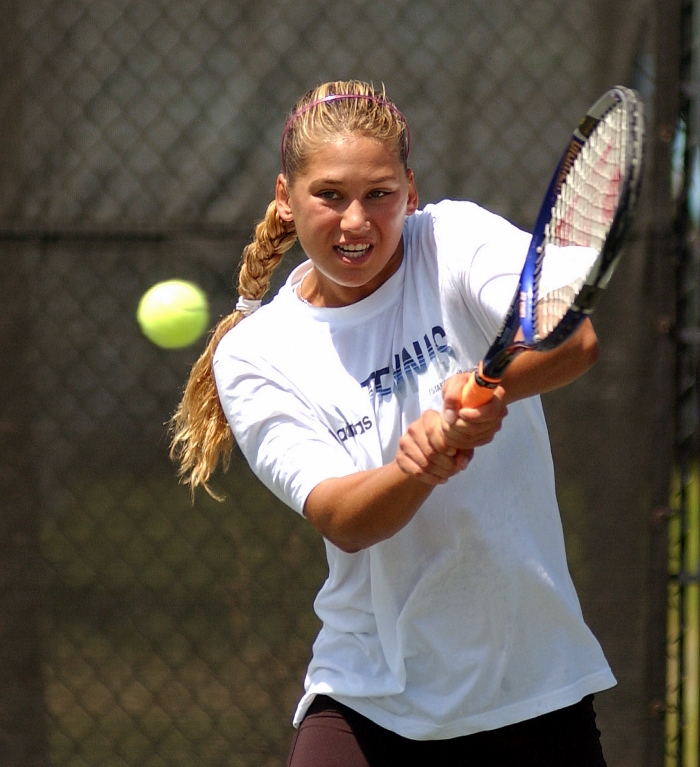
280;93;411;174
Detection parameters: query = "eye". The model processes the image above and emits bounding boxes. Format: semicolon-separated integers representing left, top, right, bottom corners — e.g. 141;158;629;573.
367;189;391;199
317;190;341;201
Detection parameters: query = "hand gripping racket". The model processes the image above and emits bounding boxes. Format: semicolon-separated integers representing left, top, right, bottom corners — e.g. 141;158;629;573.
461;85;645;408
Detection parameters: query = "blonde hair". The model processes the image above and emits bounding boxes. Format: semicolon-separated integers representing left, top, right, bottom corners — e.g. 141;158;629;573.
281;81;410;181
169;80;410;496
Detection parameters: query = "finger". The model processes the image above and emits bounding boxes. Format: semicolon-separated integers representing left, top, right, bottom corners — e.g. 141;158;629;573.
397;432;463;482
395;456;446;485
441;373;471;425
455;414;506;434
448;414;505;439
395;452;454;485
441;409;506;451
455;449;474;471
410;411;458;458
398;431;454;474
423;414;457;457
442;429;494;450
442;428;500;452
458;387;507;422
403;422;440;460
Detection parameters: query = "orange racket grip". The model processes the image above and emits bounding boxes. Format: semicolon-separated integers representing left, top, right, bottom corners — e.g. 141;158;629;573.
461;363;501;409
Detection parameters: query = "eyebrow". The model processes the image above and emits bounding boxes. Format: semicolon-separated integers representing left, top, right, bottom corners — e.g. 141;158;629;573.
315;174;400;186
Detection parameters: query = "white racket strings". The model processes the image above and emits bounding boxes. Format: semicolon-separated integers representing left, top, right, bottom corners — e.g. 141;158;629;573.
535;104;627;339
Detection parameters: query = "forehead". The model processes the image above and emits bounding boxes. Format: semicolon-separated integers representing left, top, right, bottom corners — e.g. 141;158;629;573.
296;135;405;182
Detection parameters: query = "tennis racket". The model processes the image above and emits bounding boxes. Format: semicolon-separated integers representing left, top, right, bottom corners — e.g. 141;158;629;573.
461;85;645;408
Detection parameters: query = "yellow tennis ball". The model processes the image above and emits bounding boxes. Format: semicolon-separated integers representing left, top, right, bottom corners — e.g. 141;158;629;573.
137;280;209;349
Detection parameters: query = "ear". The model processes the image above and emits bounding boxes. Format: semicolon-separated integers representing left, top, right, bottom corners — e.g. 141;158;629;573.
275;174;294;222
405;169;419;215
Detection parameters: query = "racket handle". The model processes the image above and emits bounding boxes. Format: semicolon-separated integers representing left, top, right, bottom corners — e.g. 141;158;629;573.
461;364;501;408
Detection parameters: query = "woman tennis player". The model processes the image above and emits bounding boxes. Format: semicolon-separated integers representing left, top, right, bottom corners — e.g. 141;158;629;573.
170;80;615;766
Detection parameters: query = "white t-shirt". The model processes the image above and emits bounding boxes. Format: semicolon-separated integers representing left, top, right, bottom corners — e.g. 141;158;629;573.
213;200;616;740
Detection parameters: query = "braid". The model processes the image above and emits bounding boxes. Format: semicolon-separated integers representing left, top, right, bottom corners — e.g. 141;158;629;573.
238;200;298;299
169;201;297;498
171;79;410;498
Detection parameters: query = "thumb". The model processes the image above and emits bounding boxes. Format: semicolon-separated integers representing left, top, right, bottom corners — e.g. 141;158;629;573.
441;373;470;425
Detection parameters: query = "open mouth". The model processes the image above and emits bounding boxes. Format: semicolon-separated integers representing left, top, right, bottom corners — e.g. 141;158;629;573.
335;243;372;261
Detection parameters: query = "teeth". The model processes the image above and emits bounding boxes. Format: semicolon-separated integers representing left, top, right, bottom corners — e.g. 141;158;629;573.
338;244;370;256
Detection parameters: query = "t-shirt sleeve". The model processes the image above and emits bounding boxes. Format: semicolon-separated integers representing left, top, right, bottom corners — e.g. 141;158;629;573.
428;200;532;339
213;340;358;516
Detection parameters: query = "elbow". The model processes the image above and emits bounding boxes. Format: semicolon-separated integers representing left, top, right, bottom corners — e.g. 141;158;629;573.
310;521;368;554
314;515;372;553
332;539;365;554
580;333;600;369
566;317;599;375
578;320;600;369
303;500;370;554
588;340;600;367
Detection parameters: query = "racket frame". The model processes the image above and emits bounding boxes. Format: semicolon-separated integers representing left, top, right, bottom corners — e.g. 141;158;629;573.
519;86;644;350
463;85;645;406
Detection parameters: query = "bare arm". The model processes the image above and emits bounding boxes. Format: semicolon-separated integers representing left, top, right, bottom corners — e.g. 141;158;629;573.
441;318;599;424
303;461;437;554
303;399;506;553
498;318;599;403
302;322;595;552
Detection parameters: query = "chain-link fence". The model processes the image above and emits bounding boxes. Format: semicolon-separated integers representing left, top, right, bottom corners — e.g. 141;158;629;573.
665;0;700;764
0;1;675;765
5;0;614;231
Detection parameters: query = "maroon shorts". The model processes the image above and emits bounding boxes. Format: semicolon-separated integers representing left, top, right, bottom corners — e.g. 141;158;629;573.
286;694;607;767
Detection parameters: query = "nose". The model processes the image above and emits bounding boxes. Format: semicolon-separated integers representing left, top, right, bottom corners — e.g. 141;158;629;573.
340;199;370;233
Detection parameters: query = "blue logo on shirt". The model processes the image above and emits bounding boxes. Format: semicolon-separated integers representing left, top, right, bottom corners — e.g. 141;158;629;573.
359;325;455;398
336;416;373;442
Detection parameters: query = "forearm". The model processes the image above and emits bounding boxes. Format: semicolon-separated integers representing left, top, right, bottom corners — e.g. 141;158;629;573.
499;318;599;403
303;461;435;553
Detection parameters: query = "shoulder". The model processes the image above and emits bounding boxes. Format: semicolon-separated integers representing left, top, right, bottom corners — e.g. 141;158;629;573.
405;200;527;255
215;303;273;358
213;290;296;376
407;199;509;228
403;200;530;281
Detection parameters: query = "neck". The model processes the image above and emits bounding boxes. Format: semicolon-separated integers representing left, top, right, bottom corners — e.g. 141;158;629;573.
297;240;405;308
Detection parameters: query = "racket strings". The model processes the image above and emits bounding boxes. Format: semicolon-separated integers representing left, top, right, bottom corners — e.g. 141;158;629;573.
535;286;580;337
549;107;624;249
534;104;628;340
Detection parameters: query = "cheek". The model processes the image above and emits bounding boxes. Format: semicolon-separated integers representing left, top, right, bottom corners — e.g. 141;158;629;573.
379;204;409;238
291;195;333;223
296;207;337;237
